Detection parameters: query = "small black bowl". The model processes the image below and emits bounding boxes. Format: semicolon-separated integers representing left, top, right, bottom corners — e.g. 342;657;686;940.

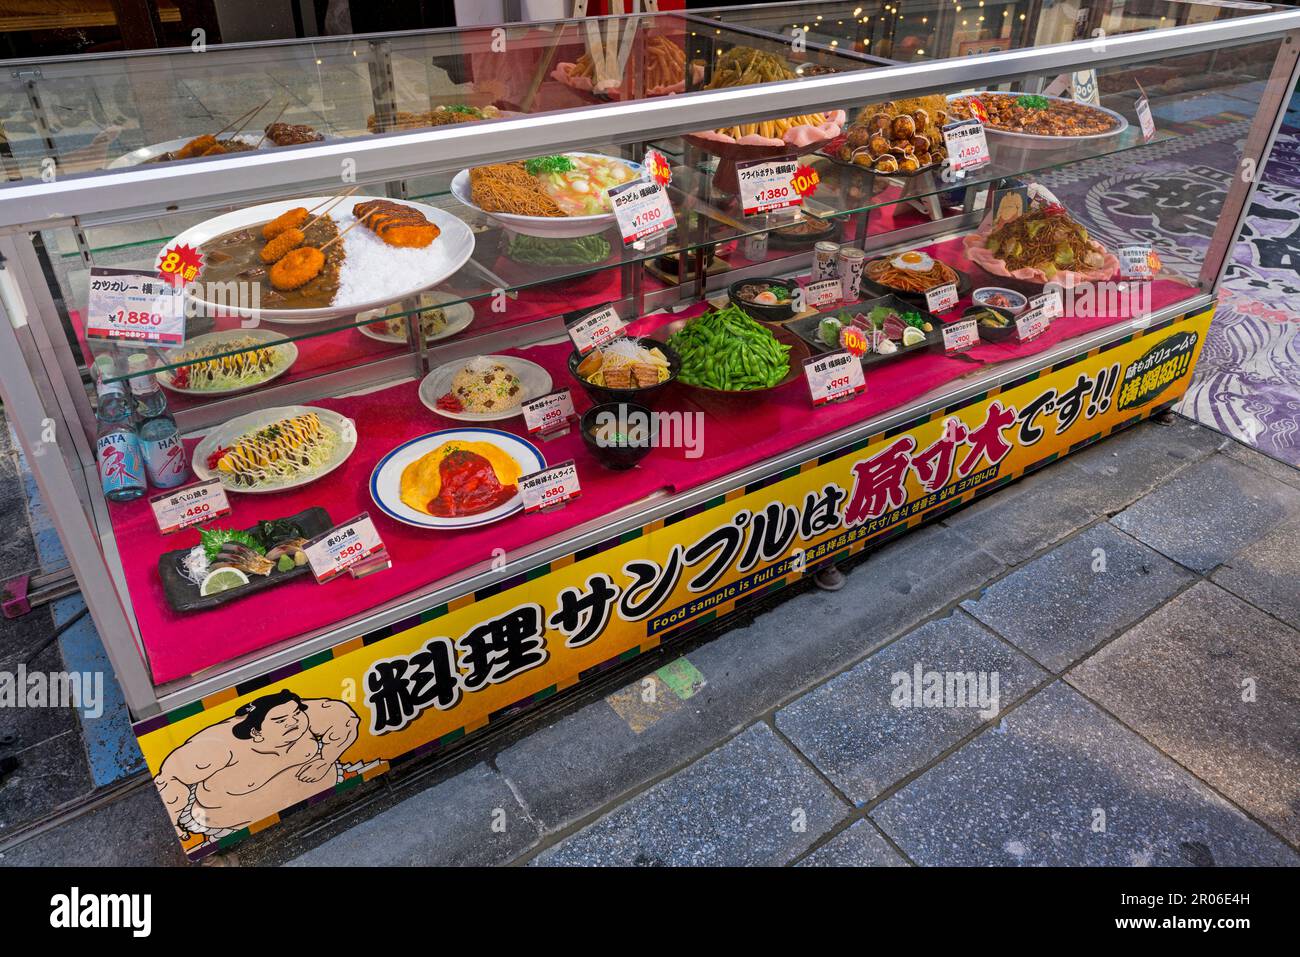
568;337;680;407
728;277;798;324
581;401;656;471
963;304;1016;343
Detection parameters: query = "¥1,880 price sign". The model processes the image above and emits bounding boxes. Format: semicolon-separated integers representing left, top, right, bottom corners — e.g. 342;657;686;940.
304;513;387;583
567;304;626;355
86;266;186;345
609;179;677;246
519;460;581;513
942;118;991;174
804;350;866;407
736;156;801;217
149;478;231;535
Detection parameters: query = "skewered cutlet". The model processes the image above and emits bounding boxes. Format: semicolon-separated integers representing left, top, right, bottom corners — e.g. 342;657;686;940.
352;199;440;248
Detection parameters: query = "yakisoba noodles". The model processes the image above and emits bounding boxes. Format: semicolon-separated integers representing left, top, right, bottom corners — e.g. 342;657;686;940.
469;163;565;217
865;255;959;293
213;412;338;489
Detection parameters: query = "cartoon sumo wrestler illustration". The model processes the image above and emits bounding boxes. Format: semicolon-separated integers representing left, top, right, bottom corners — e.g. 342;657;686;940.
153;689;378;845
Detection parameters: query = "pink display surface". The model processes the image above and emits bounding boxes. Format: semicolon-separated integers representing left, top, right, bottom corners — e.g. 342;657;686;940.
94;230;1200;684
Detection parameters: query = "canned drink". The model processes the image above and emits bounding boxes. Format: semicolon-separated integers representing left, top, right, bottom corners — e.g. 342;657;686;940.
743;227;769;262
813;241;839;281
837;246;867;302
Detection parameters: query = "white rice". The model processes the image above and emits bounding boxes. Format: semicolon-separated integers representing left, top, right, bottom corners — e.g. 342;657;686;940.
333;212;452;308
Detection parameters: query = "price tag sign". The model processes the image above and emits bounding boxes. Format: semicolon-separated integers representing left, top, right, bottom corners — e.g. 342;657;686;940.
736;156;801;217
519;460;582;513
149;478;231;535
1118;244;1159;280
802;278;841;310
942;118;991;173
609;179;677;246
86;267;186;345
1016;306;1051;343
1135;95;1155;142
1030;288;1064;319
925;282;960;315
304;513;387;584
567;304;626;355
804;351;866;407
522;389;576;438
943;319;979;353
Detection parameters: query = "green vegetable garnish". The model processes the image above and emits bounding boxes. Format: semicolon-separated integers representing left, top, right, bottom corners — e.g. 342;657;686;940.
1017;94;1050;110
199;526;265;562
444;104;480;116
277;554;295;573
525;155;575;175
667;304;792;391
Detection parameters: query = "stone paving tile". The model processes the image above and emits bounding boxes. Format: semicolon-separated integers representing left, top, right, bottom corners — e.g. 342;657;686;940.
1069;582;1300;846
872;683;1298;866
775;611;1045;805
288;763;539;866
1111;453;1300;573
497;522;1004;832
1066;417;1226;512
532;724;847;866
0;785;186;867
0;642;77;750
797;820;909;867
0;731;93;833
961;523;1194;672
1211;510;1300;629
1221;437;1300;491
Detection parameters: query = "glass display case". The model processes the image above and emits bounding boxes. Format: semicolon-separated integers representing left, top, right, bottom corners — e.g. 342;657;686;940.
1;0;1296;859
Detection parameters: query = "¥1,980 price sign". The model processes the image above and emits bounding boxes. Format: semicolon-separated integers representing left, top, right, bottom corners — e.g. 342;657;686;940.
86;266;186;345
804;350;866;407
304;513;387;583
609;179;677;246
149;478;231;535
567;304;626;355
519;460;582;513
736;156;801;217
942;118;990;174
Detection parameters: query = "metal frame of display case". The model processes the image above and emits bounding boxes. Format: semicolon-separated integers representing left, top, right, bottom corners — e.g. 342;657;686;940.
0;4;1297;727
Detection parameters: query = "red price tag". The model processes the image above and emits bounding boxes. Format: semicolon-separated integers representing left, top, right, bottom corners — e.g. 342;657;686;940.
303;513;387;583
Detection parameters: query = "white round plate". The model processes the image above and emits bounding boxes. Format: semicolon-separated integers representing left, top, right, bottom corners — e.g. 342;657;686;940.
945;93;1128;149
418;356;552;422
370;428;545;530
156;329;299;396
107;133;266;169
191;404;357;494
156;195;476;324
451;152;642;238
357;291;475;345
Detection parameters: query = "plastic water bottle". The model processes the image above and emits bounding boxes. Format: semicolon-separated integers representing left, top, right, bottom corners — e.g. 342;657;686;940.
96;404;146;503
128;353;167;420
140;410;187;489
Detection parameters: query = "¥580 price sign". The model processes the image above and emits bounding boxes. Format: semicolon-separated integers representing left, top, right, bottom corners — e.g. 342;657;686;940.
736;156;802;217
304;513;387;583
86;266;186;346
519;460;582;513
609;179;677;246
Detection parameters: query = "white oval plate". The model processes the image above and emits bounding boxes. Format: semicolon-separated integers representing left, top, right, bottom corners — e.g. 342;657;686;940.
370;428;545;530
191;405;357;494
156;329;299;396
419;356;552;422
357;291;475;345
945;93;1129;149
450;152;642;238
107;133;267;169
156;195;476;324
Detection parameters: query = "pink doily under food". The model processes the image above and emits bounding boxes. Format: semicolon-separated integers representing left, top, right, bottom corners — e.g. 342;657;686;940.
551;61;703;99
962;230;1118;288
687;109;846;148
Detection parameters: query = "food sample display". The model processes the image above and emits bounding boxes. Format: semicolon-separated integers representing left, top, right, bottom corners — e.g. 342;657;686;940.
358;293;474;344
556;35;689;96
948;92;1126;139
367;104;503;132
865;249;962;294
468;153;638;216
262;122;324;146
668;304;793;391
574;338;672;389
832;94;950;173
193;407;356;492
964;199;1117;284
420;356;552;420
158;332;297;395
697;47;841;145
505;233;612;265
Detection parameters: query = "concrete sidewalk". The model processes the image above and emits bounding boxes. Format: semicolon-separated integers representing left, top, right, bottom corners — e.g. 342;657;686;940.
206;415;1295;866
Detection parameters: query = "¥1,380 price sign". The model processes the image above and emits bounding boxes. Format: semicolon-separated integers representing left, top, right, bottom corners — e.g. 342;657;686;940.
804;350;866;407
303;513;387;583
86;266;186;345
942;118;991;174
609;179;677;246
149;478;231;535
519;460;582;513
736;156;801;217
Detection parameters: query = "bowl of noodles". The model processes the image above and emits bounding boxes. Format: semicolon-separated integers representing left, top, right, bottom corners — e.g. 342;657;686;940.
568;336;679;406
963;202;1117;287
863;249;971;306
451;152;643;238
